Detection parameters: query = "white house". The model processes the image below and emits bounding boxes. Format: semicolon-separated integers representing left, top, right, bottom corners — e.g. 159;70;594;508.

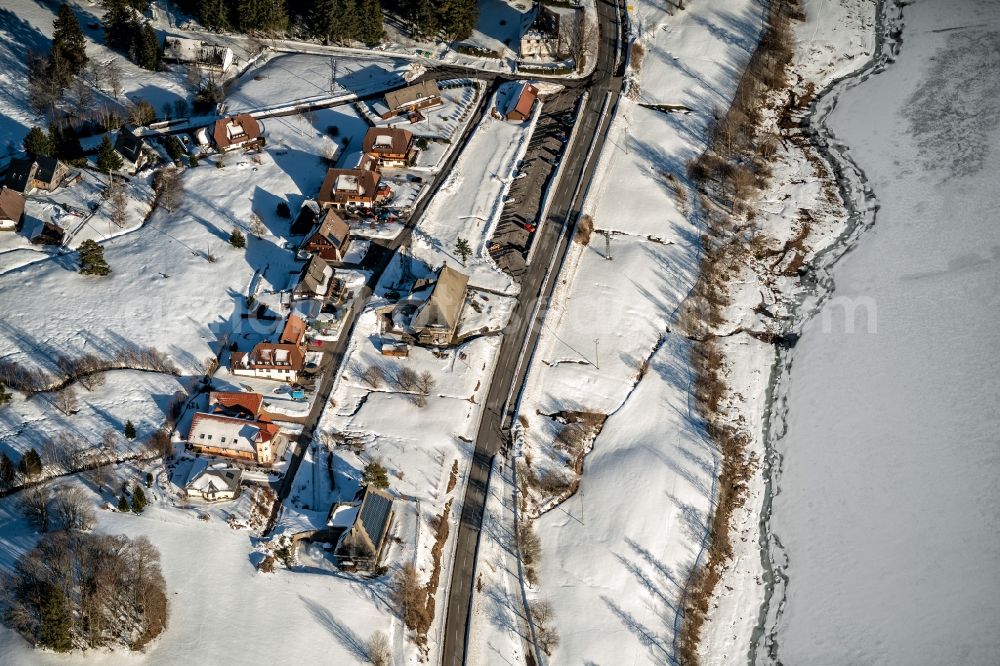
184;464;242;501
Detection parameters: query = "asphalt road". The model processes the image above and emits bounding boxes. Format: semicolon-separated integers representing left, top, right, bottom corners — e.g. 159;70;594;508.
440;0;627;664
262;81;497;536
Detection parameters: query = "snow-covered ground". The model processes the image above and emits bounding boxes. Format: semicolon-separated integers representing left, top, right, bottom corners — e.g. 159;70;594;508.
467;0;773;663
0;470;400;666
754;0;1000;663
224;52;411;115
409;82;539;296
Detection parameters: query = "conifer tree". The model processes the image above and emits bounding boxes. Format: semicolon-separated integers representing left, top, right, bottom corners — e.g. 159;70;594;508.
0;453;15;488
118;494;129;511
19;448;43;479
198;0;231;30
229;228;246;248
137;22;160;70
38;583;73;652
124;419;136;439
130;484;147;513
78;239;112;276
96;135;124;172
52;3;88;76
23;126;55;158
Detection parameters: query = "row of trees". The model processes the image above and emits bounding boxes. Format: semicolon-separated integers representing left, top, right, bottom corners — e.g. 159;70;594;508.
102;0;160;71
177;0;478;43
2;530;168;652
0;449;43;489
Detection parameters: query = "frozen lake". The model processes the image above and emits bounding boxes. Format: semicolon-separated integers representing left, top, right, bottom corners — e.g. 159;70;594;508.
763;0;1000;664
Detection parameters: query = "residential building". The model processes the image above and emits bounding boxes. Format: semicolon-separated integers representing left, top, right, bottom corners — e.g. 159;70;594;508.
212;114;262;152
317;167;382;209
208;391;266;419
279;314;307;346
0;186;26;231
184;464;242;501
382;80;442;119
230;342;305;382
186;412;280;464
332;486;395;569
3;156;68;193
162;36;234;72
411;265;469;346
520;6;568;59
506;83;539;122
293;255;337;301
301;208;352;261
362;127;414;167
114;127;147;173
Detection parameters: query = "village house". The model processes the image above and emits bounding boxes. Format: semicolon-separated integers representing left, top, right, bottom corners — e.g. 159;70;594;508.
184;464;243;501
520;6;568;59
331;486;395;570
301;208;352;262
230;315;308;382
162;36;234;73
362;127;415;168
0;186;26;231
186;412;280;465
411;265;469;346
507;83;539;122
381;80;443;119
291;199;321;235
4;156;68;193
292;255;342;301
317;167;383;209
212;114;262;152
114;127;147;173
208;390;268;420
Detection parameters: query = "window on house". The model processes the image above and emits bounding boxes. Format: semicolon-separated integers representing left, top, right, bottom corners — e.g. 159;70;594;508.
199;433;205;439
220;437;226;443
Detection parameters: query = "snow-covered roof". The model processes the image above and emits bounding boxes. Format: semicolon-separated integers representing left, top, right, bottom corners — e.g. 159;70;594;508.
185;464;242;495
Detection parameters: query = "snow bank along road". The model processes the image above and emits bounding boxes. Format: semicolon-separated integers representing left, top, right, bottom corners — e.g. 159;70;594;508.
440;0;629;663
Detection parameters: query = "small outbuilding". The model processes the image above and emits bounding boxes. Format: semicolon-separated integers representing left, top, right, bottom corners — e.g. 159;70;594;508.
506;83;539;122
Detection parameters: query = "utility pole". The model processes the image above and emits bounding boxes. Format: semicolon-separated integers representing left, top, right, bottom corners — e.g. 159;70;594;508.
593;337;600;370
604;230;612;260
329;57;338;94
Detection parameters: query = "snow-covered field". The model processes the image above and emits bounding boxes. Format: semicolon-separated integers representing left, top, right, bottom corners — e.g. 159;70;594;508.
757;0;1000;663
224;52;411;115
409;82;538;296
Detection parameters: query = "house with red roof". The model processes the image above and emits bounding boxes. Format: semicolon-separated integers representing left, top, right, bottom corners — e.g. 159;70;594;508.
212;114;262;152
506;83;539;122
186;411;281;465
317;167;383;209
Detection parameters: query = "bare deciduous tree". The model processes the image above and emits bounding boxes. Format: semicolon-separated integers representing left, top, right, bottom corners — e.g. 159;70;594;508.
153;168;183;213
106;176;128;229
249;212;267;239
18;484;52;532
104;60;123;99
53;486;96;531
53;387;78;416
366;630;391;666
359;364;385;389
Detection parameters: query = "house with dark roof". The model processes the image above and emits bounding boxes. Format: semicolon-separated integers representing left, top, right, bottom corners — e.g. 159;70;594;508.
301;208;352;261
293;255;335;301
212;114;262;152
506;83;539;122
0;186;26;231
362;127;414;168
317;167;383;209
411;265;469;346
291;199;321;236
114;127;147;173
332;486;395;569
382;80;442;119
3;156;68;193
